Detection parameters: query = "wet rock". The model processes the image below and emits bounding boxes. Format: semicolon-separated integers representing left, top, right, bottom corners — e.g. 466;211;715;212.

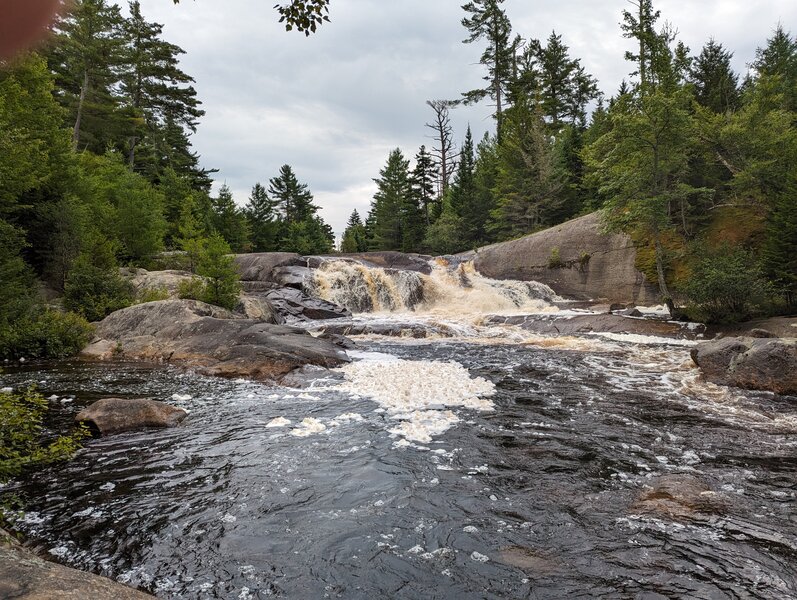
0;542;153;599
266;288;351;321
80;300;348;381
749;328;778;339
487;313;702;339
337;251;433;274
271;265;313;289
75;398;187;436
497;546;562;573
692;337;797;395
279;364;341;388
314;320;458;339
472;212;659;304
317;331;357;349
631;475;727;519
233;252;302;282
609;302;629;312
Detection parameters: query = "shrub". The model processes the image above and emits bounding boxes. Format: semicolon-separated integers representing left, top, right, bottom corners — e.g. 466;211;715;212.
177;277;205;301
548;247;563;268
137;286;170;303
0;387;88;484
64;254;134;322
0;311;93;360
196;233;241;310
682;249;773;323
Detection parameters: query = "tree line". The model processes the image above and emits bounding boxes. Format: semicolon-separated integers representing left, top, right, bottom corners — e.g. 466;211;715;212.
345;0;796;321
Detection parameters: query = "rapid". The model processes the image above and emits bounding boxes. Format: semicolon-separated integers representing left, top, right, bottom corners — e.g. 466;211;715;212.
2;259;796;599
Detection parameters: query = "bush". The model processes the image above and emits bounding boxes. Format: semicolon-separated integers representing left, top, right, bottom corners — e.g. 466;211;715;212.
548;247;563;268
64;254;134;322
137;286;170;303
177;277;205;301
0;311;93;360
682;249;773;323
196;233;241;310
0;387;88;484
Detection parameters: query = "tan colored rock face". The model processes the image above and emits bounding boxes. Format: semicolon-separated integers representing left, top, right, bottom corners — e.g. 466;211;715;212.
470;212;659;304
631;475;727;520
75;398;188;436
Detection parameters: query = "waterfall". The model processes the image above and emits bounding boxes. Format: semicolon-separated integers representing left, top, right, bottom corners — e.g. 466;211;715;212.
303;258;559;315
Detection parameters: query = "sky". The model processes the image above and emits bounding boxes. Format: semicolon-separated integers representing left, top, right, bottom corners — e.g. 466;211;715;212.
123;0;797;237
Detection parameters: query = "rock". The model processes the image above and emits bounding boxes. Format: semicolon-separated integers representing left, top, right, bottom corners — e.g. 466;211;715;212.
631;474;726;519
692;337;797;395
265;288;351;321
487;313;703;339
317;331;357;349
0;542;152;599
749;328;778;339
337;251;433;274
233;252;302;282
278;364;342;388
707;316;797;339
235;293;282;324
271;265;313;289
471;212;659;304
626;308;643;317
609;302;628;312
80;300;348;381
313;319;460;339
122;268;194;298
75;398;187;436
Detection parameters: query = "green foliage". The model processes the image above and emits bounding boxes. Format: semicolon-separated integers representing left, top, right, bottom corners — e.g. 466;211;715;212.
177;277;205;302
244;182;280;252
195;233;241;310
682;249;773;323
340;210;368;253
0;311;94;361
423;206;464;255
368;148;413;251
0;388;88;484
211;184;249;252
548;247;563;268
280;217;334;255
63;240;134;321
137;286;170;304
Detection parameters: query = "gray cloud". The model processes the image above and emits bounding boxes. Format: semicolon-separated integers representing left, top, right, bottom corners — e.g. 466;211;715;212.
129;0;797;236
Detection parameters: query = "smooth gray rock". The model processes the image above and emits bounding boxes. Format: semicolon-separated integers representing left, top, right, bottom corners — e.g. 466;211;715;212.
271;265;313;289
80;300;348;381
122;268;194;298
336;251;434;274
470;212;659;304
0;540;152;599
236;293;282;324
75;398;187;436
233;252;302;282
692;337;797;395
265;288;351;321
487;313;703;339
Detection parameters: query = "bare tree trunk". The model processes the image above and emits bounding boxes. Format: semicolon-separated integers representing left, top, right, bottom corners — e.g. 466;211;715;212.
72;70;89;150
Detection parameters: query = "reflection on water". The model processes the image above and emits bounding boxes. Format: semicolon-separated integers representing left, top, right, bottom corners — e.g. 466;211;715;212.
2;325;796;598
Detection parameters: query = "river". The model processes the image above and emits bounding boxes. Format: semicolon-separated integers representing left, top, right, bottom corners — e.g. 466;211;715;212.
2;261;796;599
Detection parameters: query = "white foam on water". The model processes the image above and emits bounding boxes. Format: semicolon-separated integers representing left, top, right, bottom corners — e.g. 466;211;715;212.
171;393;192;401
265;417;292;428
290;417;327;437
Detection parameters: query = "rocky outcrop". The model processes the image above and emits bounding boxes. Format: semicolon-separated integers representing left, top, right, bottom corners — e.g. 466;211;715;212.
80;300;348;380
468;212;659;304
486;313;703;339
233;252;302;282
691;337;797;395
265;288;351;321
75;398;187;436
336;251;434;274
0;541;152;599
123;268;193;296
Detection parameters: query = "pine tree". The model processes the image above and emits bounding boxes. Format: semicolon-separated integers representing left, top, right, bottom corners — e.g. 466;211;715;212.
48;0;126;151
690;39;740;113
752;25;797;111
211;184;249;252
244;182;280;252
369;149;412;251
470;132;499;245
340;210;368;253
621;0;661;91
120;1;204;175
268;164;318;224
461;0;515;137
449;126;478;246
411;145;437;226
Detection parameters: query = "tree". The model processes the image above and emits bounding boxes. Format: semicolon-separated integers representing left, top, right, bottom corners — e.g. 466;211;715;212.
470;132;499;245
172;0;331;36
244;182;280;252
120;1;204;173
196;232;241;310
340;209;368;253
268;164;318;224
448;126;480;246
690;39;740;113
460;0;514;137
751;24;797;111
48;0;126;151
281;217;334;255
425;99;458;200
621;0;661;91
211;184;249;252
369;148;412;251
411;145;437;226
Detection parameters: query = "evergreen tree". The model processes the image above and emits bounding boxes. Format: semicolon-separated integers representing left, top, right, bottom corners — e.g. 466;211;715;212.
211;184;249;252
411;145;437;226
281;217;334;255
460;0;515;137
369;148;412;251
690;39;740;113
196;232;241;310
752;25;797;111
121;2;204;175
340;210;368;253
244;182;280;252
48;0;126;151
268;164;318;224
448;126;478;246
621;0;661;91
470;132;499;245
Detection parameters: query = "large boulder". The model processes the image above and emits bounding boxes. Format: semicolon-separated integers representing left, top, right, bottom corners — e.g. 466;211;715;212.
80;300;348;381
266;288;351;321
0;541;152;599
271;265;313;289
486;313;704;339
470;212;659;304
236;293;282;324
75;398;187;436
233;252;302;282
692;337;797;395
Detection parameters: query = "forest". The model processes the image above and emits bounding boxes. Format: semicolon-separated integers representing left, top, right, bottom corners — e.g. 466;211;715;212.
1;0;796;363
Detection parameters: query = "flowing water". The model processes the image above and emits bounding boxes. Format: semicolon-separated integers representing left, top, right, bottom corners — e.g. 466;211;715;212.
2;261;797;599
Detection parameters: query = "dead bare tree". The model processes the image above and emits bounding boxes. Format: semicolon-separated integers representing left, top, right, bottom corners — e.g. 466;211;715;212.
425;99;459;201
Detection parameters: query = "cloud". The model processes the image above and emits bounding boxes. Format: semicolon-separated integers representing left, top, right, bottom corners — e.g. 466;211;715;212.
129;0;797;236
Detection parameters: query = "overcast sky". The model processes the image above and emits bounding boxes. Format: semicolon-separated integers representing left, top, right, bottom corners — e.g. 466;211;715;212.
125;0;797;236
